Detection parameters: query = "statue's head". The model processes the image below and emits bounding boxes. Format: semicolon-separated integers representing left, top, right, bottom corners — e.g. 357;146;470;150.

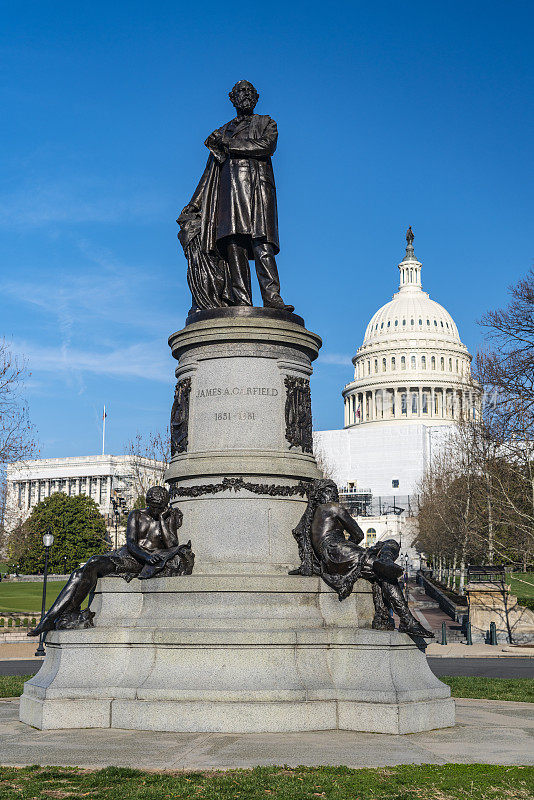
146;485;169;512
309;478;339;506
229;80;259;113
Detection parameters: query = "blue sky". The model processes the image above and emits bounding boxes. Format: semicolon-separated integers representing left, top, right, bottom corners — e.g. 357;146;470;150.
1;1;533;457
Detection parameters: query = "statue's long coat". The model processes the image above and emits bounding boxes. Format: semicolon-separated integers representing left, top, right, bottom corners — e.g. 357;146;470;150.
188;114;280;261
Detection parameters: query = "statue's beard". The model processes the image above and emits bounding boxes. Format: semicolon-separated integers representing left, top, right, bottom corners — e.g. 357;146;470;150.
234;98;256;113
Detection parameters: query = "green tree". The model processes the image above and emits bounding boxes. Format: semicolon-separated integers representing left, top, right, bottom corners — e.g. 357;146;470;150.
7;492;108;574
133;494;146;510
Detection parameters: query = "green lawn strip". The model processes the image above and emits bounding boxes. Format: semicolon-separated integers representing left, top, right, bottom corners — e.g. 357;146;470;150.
508;572;534;600
0;579;92;616
0;764;532;800
440;676;534;702
2;676;533;702
0;676;31;699
0;580;67;614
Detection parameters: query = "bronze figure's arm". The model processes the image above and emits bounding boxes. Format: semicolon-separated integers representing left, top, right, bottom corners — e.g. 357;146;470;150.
336;505;365;545
126;511;160;565
159;508;181;549
224;119;278;158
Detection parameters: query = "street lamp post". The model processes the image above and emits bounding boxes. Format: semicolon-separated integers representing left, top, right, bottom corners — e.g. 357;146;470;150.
404;553;410;602
35;529;54;658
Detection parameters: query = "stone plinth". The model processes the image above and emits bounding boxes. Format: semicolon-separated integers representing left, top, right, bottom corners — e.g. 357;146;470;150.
20;576;454;733
166;309;322;575
466;582;534;644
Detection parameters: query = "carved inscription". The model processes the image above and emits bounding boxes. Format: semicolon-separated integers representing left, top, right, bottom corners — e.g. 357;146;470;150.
196;386;278;398
170;377;192;456
284;376;313;453
196;385;278;424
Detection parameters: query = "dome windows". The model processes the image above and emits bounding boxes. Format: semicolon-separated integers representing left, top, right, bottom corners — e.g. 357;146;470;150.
411;318;414;326
421;355;426;370
431;356;436;370
402;319;406;326
395;319;398;326
382;358;387;372
391;356;396;370
441;357;445;371
410;355;416;369
434;320;438;326
401;356;406;369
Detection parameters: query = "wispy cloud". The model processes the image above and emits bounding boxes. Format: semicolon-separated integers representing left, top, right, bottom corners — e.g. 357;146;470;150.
319;352;353;366
1;239;182;336
0;182;166;228
16;339;173;384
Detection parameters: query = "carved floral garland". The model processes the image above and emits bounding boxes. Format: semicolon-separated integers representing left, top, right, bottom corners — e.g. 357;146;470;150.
169;476;310;499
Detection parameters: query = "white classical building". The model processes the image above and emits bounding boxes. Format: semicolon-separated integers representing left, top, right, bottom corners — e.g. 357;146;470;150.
314;230;480;561
4;454;165;544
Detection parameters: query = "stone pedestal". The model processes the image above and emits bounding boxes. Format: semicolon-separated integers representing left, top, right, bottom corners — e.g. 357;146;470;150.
167;308;322;575
20;308;454;733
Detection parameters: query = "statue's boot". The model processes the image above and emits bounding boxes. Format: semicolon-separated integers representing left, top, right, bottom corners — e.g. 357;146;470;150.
371;582;395;630
265;296;295;313
253;239;295;313
28;566;93;637
382;580;434;638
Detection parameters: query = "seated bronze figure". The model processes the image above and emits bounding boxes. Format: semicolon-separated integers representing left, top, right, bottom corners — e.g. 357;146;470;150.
29;486;194;636
289;479;433;637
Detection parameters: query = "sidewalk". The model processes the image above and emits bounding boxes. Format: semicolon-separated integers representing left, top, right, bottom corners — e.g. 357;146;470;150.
0;697;532;769
0;642;40;661
425;642;534;658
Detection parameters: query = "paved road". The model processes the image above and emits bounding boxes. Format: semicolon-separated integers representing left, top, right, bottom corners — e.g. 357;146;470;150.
428;657;534;678
0;660;42;676
1;657;533;678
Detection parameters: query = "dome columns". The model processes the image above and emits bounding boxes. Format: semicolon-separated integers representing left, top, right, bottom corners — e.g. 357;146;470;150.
343;385;478;428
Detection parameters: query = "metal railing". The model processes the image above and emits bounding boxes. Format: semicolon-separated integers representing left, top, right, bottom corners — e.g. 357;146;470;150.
339;493;420;518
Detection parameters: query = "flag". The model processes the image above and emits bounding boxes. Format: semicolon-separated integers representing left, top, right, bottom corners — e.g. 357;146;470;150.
102;407;107;421
356;405;360;418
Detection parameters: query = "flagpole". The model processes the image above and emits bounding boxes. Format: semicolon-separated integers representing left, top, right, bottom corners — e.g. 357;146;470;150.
102;405;106;455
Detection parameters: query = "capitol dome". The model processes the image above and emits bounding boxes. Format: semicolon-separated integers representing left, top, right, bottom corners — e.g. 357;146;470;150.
342;229;479;427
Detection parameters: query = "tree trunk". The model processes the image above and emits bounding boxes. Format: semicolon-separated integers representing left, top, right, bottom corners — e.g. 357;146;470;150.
486;470;494;565
459;556;466;595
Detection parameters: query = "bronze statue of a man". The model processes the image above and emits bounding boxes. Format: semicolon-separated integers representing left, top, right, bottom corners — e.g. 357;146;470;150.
290;479;433;637
178;80;294;313
28;486;194;636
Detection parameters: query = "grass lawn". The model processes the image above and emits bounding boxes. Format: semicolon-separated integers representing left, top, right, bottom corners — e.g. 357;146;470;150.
508;572;534;599
0;764;531;800
2;675;534;702
440;677;534;702
0;580;68;614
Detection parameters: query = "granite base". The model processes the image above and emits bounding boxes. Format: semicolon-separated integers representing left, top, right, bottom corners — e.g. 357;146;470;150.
20;576;454;734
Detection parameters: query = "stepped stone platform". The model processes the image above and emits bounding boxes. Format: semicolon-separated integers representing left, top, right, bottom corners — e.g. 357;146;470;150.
20;575;454;734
